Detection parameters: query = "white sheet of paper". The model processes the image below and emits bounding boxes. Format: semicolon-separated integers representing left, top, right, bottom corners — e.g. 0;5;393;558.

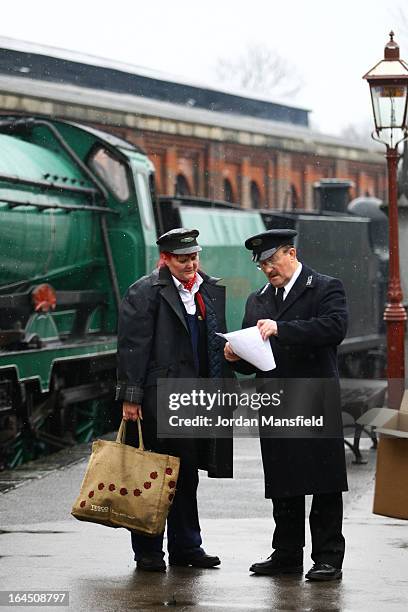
217;326;276;372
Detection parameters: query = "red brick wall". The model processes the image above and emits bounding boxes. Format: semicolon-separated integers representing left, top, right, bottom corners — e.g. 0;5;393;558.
100;125;387;209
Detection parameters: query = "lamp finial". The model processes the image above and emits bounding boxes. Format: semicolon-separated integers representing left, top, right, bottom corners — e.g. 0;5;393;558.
385;30;399;60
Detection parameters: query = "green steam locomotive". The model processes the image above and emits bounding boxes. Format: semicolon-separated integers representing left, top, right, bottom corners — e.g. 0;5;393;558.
0;116;265;468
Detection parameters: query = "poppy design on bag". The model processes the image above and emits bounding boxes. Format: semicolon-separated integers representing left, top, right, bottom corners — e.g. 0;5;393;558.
133;489;142;496
88;490;94;498
108;484;115;492
150;471;158;479
80;501;86;508
166;468;173;475
169;481;176;489
144;482;151;489
120;488;128;496
98;483;105;490
168;493;174;502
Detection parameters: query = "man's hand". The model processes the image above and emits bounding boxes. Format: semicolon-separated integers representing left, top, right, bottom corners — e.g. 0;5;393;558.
257;319;278;340
122;402;143;421
224;341;241;362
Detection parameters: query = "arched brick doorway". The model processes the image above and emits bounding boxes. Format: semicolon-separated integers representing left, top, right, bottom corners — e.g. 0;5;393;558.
250;180;262;209
175;174;191;196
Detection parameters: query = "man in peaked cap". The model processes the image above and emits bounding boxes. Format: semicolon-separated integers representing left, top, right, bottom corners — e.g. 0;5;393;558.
225;228;349;581
116;227;233;572
244;229;297;266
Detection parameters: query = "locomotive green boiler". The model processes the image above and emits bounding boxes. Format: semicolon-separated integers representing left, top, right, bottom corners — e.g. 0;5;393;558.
0;117;160;467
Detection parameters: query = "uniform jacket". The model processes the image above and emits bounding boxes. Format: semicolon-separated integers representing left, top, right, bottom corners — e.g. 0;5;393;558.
116;265;233;478
235;263;348;498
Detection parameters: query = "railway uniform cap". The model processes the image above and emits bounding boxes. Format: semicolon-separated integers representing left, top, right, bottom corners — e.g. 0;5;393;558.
245;229;297;262
156;227;202;255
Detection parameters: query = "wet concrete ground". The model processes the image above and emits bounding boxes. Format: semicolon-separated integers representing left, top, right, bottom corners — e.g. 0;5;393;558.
1;438;408;612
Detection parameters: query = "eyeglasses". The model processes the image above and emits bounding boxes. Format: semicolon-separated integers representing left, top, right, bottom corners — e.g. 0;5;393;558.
256;246;289;270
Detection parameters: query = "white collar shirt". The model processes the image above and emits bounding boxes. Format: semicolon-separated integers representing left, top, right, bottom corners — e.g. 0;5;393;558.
172;272;203;315
276;262;302;300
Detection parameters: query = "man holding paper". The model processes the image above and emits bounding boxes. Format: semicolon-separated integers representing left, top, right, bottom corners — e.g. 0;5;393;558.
224;229;348;581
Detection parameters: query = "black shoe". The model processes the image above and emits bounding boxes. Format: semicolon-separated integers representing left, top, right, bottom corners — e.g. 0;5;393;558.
136;556;166;572
249;555;303;576
305;563;342;581
169;553;221;568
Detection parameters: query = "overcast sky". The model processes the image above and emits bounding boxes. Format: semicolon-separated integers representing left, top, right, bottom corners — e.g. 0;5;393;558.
1;0;407;136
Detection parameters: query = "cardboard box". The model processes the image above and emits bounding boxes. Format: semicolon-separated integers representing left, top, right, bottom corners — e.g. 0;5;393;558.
373;437;408;519
358;391;408;520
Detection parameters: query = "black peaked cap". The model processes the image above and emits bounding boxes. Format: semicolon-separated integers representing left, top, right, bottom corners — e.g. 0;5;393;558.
245;229;297;262
156;227;202;254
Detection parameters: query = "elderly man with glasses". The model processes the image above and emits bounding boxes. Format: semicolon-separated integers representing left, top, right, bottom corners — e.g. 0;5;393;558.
225;229;348;582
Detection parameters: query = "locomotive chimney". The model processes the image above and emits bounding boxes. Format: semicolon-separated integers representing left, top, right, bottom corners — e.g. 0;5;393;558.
313;179;354;213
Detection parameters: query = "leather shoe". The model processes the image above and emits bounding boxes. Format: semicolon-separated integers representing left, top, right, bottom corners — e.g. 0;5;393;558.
169;553;221;568
249;555;303;576
305;563;342;581
136;556;166;572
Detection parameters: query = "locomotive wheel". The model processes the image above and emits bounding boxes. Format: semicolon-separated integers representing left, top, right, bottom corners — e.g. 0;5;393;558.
74;399;111;443
2;371;118;468
0;378;32;470
3;429;24;470
1;397;51;470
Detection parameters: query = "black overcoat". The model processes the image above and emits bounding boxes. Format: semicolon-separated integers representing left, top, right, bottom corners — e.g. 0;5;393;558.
235;263;348;498
115;265;233;478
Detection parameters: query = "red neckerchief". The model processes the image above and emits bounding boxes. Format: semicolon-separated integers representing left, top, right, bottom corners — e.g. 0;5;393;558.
182;273;197;292
181;273;206;319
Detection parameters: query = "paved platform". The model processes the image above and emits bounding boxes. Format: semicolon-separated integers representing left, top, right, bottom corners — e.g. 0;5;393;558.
1;439;407;612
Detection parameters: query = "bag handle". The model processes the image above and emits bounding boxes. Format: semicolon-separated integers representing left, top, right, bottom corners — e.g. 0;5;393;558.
116;418;144;451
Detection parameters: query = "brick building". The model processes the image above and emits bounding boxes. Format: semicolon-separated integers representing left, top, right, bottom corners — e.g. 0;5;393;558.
0;37;386;209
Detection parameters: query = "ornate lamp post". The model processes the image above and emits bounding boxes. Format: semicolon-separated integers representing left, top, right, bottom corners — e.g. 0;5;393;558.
363;32;408;409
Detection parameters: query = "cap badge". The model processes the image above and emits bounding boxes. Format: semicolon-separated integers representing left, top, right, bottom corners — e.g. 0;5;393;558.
252;238;262;246
180;236;195;243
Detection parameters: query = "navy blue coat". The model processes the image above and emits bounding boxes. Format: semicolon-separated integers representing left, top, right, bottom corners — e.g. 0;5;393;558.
235;263;348;498
116;265;233;478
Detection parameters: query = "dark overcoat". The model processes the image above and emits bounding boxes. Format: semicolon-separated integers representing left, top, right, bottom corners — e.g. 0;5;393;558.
115;265;233;478
236;263;348;498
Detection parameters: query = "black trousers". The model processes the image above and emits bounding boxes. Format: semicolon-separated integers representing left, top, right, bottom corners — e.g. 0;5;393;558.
131;460;203;561
271;492;345;568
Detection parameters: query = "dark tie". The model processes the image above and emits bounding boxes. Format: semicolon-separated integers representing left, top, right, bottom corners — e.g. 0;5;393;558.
275;287;285;310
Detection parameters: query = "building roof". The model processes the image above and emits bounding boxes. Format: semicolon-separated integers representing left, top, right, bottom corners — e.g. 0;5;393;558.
0;35;309;126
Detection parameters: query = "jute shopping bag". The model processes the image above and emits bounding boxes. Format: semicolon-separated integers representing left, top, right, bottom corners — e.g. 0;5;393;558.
71;419;180;535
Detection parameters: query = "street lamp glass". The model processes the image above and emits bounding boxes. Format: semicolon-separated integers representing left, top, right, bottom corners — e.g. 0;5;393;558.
371;84;408;128
370;84;408;147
